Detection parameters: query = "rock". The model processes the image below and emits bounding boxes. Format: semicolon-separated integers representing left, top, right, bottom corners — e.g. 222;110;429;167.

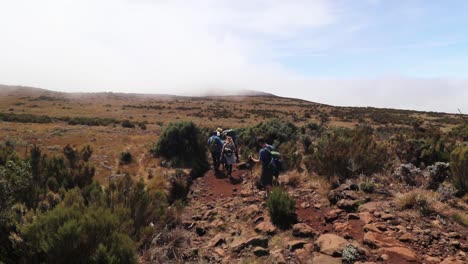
363;232;401;249
240;189;253;197
377;247;417;262
440;256;465;264
358;212;375;224
311;253;342;264
378;254;389;261
208;234;226;247
213;247;225;257
253;247;269;257
271;250;287;264
314;234;348;257
203;209;217;220
237;204;259;219
210;219;224;229
336;199;361;212
295;248;311;262
399;233;415;242
255;221;277;235
450;240;461;248
448;232;460;238
292;223;316;238
363;224;382;234
347;213;360;220
425;256;442;263
380;213;395;221
358;201;390;213
288;239;308;251
230;236;268;253
300;202;310;209
325;209;343;223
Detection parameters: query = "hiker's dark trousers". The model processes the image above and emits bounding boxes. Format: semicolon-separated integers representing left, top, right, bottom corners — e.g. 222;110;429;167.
211;151;220;170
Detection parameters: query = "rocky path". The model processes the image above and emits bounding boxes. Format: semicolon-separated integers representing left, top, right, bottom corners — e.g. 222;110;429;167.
180;167;467;263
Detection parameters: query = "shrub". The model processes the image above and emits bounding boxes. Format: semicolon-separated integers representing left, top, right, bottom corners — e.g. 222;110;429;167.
238;119;297;156
166;170;190;204
20;196;137;264
450;146;468;195
67;116;118;126
313;126;389;180
359;182;375;193
342;244;361;264
426;162;450;190
121;120;135;128
396;189;438;216
267;187;297;229
120;151;133;165
151;122;208;176
393;135;452;168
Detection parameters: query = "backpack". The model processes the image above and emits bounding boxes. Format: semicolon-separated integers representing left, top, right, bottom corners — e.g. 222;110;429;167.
224;145;234;157
208;137;219;152
266;147;283;176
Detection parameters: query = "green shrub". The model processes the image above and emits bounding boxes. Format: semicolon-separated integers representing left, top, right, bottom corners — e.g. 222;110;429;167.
120;151;133;165
342;244;361;264
450;146;468;195
21;194;137;264
313;126;389;180
359;182;375;193
67;116;118;126
151;122;208;176
267;187;297;229
238;119;297;154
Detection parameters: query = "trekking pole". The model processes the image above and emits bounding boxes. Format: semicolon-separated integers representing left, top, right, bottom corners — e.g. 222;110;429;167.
458;108;467;124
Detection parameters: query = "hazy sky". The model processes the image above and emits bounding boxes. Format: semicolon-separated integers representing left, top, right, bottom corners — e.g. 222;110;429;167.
0;0;467;112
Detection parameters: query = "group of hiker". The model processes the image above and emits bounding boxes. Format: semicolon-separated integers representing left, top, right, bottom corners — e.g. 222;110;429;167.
207;128;281;197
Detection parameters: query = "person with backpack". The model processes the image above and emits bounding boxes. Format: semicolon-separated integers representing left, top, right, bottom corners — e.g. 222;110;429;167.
220;136;237;179
249;137;278;197
221;129;240;161
207;131;223;171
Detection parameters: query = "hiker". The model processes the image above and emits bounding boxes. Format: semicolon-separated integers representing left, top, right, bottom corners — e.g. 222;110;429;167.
207;131;223;171
249;137;275;196
220;136;237;179
221;128;240;161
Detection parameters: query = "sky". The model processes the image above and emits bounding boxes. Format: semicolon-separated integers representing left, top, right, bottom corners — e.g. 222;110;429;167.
0;0;467;113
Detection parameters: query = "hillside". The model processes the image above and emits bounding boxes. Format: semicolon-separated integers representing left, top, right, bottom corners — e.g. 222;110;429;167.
0;85;467;264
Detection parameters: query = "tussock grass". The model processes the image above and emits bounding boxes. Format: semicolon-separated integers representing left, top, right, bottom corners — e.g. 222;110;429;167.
396;189;439;216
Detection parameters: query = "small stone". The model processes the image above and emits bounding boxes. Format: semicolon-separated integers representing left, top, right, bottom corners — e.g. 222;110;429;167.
379;254;389;261
399;233;415;242
450;240;461;248
255;221;277;235
448;232;460;238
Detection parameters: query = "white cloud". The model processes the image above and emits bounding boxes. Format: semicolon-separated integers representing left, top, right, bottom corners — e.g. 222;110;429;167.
0;0;466;113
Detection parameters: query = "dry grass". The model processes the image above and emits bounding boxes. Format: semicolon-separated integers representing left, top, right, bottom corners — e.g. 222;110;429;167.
285;171;303;187
396;189;439;215
452;212;468;227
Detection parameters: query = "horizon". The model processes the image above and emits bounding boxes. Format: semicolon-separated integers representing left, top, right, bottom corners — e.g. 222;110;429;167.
1;1;467;113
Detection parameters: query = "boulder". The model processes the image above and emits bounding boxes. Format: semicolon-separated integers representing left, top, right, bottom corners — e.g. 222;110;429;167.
270;250;287;264
398;233;415;242
363;232;401;249
336;199;361;212
377;247;418;262
255;221;277;235
440;256;465;264
288;239;308;251
314;234;348;257
292;223;316;238
311;253;342;264
325;209;343;223
358;212;375;224
253;247;269;257
208;234;226;247
230;236;268;253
